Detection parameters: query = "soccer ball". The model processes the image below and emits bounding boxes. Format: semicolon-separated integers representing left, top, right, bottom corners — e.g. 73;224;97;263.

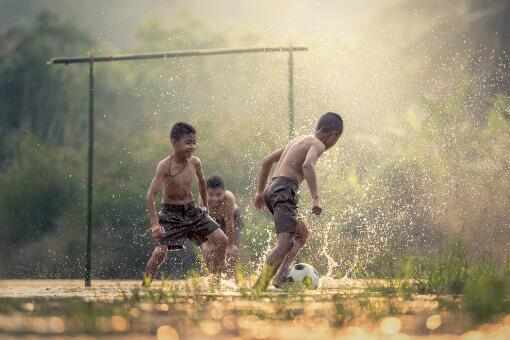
285;263;320;289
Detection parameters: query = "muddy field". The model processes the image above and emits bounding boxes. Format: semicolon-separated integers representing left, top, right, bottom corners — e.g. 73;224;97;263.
0;279;509;339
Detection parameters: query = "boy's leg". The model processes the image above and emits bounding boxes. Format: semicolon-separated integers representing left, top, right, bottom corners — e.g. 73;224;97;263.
253;232;294;291
200;242;214;273
225;208;244;279
225;245;239;279
273;221;309;287
142;245;168;287
202;228;228;275
225;209;243;278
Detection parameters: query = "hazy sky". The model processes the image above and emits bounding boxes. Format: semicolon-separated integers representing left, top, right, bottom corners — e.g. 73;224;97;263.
0;0;401;46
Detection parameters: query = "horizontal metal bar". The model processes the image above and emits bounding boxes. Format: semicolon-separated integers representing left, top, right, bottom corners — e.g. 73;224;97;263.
48;46;308;65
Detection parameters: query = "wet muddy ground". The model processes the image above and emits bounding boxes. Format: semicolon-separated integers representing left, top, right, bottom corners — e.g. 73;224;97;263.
0;279;509;339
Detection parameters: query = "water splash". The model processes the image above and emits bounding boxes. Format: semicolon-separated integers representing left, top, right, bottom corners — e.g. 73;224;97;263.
254;228;275;276
319;218;340;288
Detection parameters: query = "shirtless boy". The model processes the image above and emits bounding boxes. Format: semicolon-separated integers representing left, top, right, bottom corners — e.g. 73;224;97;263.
143;122;228;286
253;112;343;291
204;176;245;278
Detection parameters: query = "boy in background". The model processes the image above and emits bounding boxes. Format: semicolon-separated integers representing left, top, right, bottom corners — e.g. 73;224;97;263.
205;176;245;278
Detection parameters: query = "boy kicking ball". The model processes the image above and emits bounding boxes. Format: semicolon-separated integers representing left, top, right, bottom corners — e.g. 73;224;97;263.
253;112;343;291
143;122;227;286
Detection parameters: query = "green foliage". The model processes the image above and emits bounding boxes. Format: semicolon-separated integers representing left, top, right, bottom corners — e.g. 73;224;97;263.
426;249;469;295
0;11;90;143
464;265;510;323
398;245;469;295
0;134;78;244
485;95;510;134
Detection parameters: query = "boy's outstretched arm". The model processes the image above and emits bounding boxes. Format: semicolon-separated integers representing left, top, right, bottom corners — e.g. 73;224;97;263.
254;147;285;210
147;161;167;239
302;142;325;215
193;157;208;211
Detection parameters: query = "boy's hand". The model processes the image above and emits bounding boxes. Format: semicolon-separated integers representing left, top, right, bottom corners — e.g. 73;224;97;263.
227;245;239;257
311;198;322;215
254;192;265;211
151;223;165;240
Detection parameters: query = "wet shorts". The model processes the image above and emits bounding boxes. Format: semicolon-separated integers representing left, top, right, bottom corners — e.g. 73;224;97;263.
263;176;300;234
215;207;245;246
157;201;220;250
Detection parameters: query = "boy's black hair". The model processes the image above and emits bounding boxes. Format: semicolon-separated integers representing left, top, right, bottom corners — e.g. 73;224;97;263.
207;176;225;189
316;112;343;134
170;122;196;140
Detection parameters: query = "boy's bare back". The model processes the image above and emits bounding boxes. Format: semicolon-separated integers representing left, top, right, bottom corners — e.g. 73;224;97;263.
254;112;343;216
273;135;326;184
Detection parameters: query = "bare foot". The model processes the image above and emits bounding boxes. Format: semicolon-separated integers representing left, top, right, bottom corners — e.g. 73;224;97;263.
272;276;286;288
272;281;283;289
272;266;289;288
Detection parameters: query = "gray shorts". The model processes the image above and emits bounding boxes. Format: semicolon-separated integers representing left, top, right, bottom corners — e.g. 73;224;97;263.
157;201;220;250
263;176;300;234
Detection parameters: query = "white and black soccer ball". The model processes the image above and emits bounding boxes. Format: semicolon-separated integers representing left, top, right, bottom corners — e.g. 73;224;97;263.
286;263;320;289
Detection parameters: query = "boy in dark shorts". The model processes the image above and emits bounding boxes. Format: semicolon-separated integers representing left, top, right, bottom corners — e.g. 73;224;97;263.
205;176;245;278
253;112;343;291
143;122;228;286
